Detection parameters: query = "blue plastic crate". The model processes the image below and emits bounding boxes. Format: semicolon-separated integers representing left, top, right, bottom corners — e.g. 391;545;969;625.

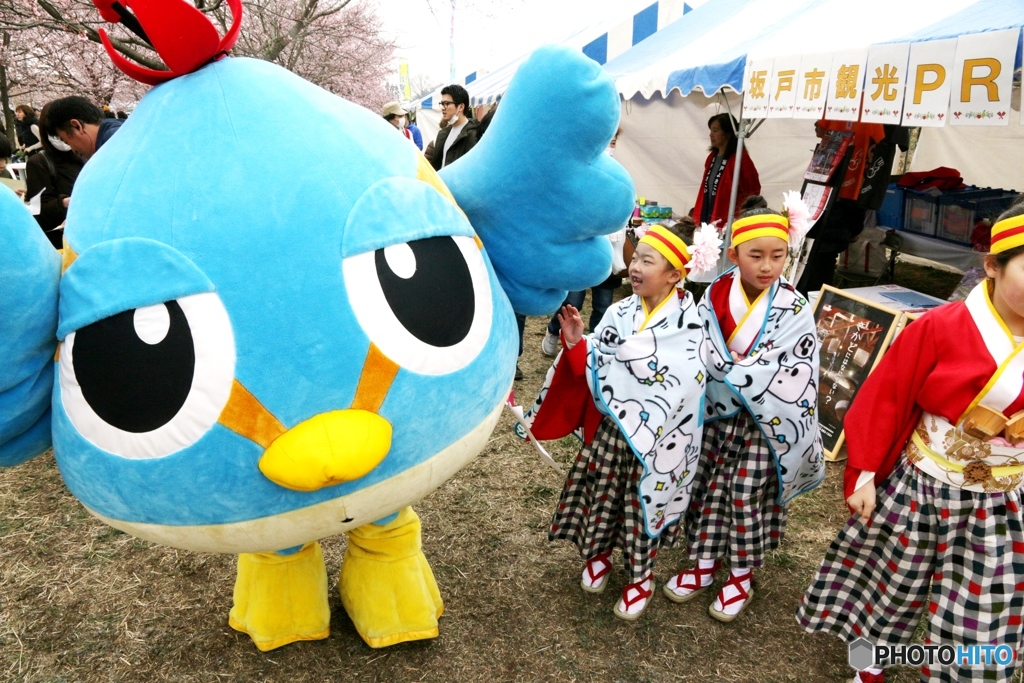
877;183;904;229
902;189;940;236
937;189;1017;244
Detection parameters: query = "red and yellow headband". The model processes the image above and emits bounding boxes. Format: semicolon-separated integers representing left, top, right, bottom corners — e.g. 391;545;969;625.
638;225;691;270
731;213;789;247
990;215;1024;254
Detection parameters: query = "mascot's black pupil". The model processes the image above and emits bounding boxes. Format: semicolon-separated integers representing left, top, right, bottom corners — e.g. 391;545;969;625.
375;236;474;347
73;302;195;433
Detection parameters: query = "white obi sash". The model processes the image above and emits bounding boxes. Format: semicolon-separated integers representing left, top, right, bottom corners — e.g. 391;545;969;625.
909;412;1024;493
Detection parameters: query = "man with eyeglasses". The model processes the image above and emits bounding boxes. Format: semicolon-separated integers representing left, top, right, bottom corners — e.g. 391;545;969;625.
427;84;479;170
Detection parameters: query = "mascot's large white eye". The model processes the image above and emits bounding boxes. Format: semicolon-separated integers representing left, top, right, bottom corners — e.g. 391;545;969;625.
344;235;492;375
59;292;236;459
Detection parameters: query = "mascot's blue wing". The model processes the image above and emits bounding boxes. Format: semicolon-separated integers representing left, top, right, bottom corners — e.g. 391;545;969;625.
439;45;635;316
0;188;60;466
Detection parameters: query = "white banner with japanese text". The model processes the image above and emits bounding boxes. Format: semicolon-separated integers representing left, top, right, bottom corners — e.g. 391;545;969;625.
740;30;1023;128
793;53;834;120
768;55;801;118
824;48;868;122
742;57;774;119
861;43;910;125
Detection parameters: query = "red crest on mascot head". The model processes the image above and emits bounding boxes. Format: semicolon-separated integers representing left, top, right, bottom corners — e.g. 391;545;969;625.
93;0;242;85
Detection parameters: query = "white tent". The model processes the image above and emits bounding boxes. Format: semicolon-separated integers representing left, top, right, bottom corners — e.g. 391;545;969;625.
412;0;696;147
603;0;1024;236
465;0;693;107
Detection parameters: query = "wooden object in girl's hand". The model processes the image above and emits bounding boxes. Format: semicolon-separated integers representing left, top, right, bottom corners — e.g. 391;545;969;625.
1003;410;1024;445
962;405;1007;441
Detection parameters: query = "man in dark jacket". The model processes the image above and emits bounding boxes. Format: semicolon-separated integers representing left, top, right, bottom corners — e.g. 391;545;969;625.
45;96;124;161
427;84;479;170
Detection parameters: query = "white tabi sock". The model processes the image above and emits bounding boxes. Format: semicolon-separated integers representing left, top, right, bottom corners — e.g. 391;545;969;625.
581;553;612;589
713;568;752;616
667;559;717;597
695;558;716;587
618;576;653;615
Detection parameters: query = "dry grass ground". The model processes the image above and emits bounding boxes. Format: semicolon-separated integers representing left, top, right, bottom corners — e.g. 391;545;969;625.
0;268;1010;683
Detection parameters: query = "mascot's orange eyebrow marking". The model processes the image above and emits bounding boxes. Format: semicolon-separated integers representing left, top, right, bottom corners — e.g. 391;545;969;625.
218;380;288;449
350;343;400;413
415;154;458;207
61;239;78;274
414;154;483;250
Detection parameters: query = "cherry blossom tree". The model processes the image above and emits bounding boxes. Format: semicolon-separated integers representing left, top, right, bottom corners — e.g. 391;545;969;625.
0;0;397;145
207;0;396;108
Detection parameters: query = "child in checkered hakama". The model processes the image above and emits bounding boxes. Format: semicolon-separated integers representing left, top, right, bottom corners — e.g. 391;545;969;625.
684;410;787;571
664;206;824;623
549;417;683;588
523;224;710;621
797;223;1024;683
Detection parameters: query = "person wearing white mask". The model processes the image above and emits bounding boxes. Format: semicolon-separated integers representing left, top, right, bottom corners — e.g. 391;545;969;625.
606;127;619;157
24;102;84;249
381;102;416;146
46;96;124;160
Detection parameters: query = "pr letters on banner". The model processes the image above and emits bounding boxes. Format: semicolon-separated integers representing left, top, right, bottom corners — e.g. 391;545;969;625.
949;28;1018;127
903;38;957;127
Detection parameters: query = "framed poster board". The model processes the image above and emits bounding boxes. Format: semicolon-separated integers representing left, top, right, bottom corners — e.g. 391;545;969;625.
813;286;901;460
894;311;922;337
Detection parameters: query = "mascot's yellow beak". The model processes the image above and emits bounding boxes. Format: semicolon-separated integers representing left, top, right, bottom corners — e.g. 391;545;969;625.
258;410;391;492
218;344;400;492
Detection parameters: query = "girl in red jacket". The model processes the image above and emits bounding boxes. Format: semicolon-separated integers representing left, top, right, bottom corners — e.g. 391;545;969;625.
797;204;1024;683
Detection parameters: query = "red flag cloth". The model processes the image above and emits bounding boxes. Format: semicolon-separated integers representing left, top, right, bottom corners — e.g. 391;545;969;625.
896;167;966;192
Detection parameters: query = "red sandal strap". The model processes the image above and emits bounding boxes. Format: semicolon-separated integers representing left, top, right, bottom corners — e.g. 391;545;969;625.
717;572;751;608
584;551;612;583
673;561;719;590
620;576;653;609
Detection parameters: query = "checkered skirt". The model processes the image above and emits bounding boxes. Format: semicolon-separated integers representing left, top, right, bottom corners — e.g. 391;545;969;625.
550;418;681;584
685;411;787;569
796;458;1024;683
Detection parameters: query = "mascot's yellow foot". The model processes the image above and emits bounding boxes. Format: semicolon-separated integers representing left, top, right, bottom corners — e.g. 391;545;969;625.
340;507;444;648
229;541;331;651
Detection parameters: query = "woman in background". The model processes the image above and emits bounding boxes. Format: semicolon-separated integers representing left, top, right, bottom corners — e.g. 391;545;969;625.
15;104;42;156
691;113;760;228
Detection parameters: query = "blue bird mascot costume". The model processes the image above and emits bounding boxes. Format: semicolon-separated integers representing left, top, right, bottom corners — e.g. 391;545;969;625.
0;0;634;653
